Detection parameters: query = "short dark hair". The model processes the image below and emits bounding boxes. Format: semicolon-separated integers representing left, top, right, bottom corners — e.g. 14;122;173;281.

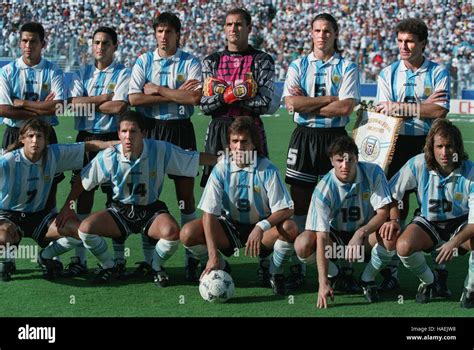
424;119;468;171
396;18;428;42
227;116;262;156
311;13;341;54
118;110;146;132
153;12;181;47
226;8;252;27
93;26;118;45
20;22;45;43
327;135;359;158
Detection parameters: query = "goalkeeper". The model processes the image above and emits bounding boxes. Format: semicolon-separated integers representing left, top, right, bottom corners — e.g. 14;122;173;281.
199;7;275;188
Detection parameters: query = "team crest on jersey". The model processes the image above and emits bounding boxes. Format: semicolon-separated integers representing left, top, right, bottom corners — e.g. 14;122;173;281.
362;192;370;200
254;186;260;193
177;74;185;82
454;192;463;201
424;87;432;96
42;83;49;91
360;136;380;162
107;83;116;92
149;170;157;179
43;175;51;182
332;75;341;84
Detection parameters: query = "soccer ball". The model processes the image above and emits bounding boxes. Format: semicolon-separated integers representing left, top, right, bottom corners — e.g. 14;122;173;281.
199;270;235;303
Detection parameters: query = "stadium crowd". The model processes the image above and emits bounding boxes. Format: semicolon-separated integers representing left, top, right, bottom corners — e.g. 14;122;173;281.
0;1;472;89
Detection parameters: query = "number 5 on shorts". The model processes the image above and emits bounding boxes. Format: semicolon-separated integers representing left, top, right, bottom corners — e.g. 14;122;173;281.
287;148;298;166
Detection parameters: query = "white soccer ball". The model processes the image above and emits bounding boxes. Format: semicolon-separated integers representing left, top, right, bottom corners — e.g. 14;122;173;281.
199;270;235;303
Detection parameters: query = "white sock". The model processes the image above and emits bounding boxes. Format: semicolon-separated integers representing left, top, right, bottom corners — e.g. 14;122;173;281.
464;251;474;291
270;239;294;275
399;252;434;285
141;233;156;265
152;239;179;271
387;255;400;279
42;237;82;259
185;244;209;265
112;240;125;260
75;214;89;264
293;215;307;233
297;251;316;266
78;230;115;269
361;244;396;282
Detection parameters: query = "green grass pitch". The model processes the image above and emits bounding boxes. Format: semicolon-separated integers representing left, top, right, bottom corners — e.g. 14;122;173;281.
1;109;474;317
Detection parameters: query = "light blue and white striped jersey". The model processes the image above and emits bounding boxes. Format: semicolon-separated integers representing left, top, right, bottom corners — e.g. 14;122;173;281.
198;156;294;225
0;57;64;128
390;154;474;223
0;143;84;212
376;57;450;136
128;49;202;121
68;61;130;134
283;52;360;128
81;139;200;205
306;162;392;232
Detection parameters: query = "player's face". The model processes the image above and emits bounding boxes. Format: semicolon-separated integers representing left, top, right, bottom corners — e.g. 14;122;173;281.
118;121;144;156
397;32;425;63
21;129;45;162
93;32;117;64
225;14;250;49
229;131;255;167
311;20;336;53
433;134;455;174
155;24;178;54
20;32;45;63
331;152;358;183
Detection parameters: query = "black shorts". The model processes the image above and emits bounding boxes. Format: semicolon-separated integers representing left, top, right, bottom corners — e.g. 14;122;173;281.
144;118;197;180
387;134;426;179
217;216;255;257
106;200;170;244
0;209;56;248
71;130;118;192
285;126;346;187
2;125;65;184
200;116;269;187
411;215;469;254
329;227;369;263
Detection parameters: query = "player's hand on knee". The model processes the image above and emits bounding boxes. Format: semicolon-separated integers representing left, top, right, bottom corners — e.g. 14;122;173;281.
435;241;457;264
203;77;228;96
379;220;400;241
245;227;264;257
56;205;77;229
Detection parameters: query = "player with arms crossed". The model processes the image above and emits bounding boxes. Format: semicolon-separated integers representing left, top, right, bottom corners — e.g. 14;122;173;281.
128;12;202;280
385;119;474;307
57;111;216;286
294;136;396;307
180;117;298;296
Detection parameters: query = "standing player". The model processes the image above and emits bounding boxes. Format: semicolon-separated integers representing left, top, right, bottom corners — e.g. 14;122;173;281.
375;18;451;292
128;13;202;281
199;7;276;285
386;119;474;307
66;26;130;277
0;22;65;213
283;13;359;288
180;117;298;296
0;119;116;281
294;136;394;308
56;111;217;286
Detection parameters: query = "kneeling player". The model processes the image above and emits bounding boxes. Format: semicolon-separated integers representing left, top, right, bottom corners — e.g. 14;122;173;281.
56;111;217;286
389;119;474;307
180;117;298;296
294;136;396;308
0;119;115;281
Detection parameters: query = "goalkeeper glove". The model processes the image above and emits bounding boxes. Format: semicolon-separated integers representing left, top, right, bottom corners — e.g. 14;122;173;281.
203;77;228;96
223;78;258;104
